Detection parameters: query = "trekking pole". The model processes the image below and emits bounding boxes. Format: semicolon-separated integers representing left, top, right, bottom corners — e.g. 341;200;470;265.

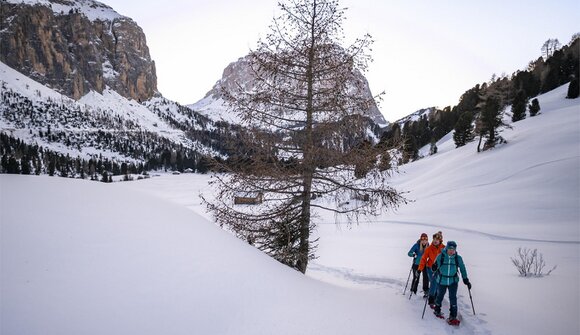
403;266;412;295
403;257;415;295
468;287;476;315
421;292;429;319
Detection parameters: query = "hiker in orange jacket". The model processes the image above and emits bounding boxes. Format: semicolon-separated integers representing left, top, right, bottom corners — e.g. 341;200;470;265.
418;232;445;306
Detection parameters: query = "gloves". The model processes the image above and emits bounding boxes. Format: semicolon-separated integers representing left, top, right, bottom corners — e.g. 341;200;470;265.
463;278;472;289
417;269;422;274
431;262;438;272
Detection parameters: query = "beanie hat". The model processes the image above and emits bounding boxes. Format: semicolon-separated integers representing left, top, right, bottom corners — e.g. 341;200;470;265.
447;241;457;250
433;233;442;241
420;233;428;239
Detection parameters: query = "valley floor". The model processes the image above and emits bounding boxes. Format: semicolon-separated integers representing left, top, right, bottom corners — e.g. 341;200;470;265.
1;85;579;335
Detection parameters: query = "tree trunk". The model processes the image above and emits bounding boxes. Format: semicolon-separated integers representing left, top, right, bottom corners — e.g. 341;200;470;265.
296;2;317;274
488;125;495;147
296;176;312;273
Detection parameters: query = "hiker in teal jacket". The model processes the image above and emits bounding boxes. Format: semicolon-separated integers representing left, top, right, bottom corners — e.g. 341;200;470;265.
433;241;472;323
407;233;429;296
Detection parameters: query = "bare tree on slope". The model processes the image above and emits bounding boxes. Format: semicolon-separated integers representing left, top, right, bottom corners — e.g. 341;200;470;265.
203;0;405;273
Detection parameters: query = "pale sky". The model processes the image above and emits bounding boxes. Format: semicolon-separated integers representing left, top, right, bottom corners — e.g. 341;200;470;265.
104;0;578;122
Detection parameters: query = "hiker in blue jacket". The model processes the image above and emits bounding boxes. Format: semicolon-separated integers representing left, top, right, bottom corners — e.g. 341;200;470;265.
407;233;430;296
432;240;472;325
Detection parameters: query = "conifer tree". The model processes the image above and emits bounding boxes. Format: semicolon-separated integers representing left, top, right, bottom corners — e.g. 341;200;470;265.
401;133;418;164
529;98;541;117
511;90;528;122
567;77;579;99
20;156;32;175
7;157;20;174
48;158;56;176
453;111;474;148
477;94;510;150
429;139;438;155
1;155;8;173
204;0;405;273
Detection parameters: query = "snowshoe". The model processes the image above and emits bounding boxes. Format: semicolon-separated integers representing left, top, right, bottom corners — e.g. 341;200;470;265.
434;311;444;319
429;303;437;309
447;318;460;326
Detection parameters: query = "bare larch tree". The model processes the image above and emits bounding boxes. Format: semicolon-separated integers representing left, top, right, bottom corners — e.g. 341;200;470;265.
203;0;406;273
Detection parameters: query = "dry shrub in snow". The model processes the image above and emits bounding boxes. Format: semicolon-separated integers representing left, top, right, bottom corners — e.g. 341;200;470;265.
511;247;557;277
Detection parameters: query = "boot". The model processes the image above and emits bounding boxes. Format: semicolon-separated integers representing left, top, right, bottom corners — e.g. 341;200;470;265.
447;317;460;326
428;295;436;308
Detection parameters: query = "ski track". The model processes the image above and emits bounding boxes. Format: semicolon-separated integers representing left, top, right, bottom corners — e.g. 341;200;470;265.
317;219;580;244
308;263;403;288
409;288;492;335
416;155;579;201
309;264;493;334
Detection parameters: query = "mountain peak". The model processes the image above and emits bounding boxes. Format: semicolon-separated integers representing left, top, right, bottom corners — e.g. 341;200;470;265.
190;54;388;126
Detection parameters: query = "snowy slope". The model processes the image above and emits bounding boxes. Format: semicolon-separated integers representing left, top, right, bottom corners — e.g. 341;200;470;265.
0;59;71;103
189;94;242;124
1;84;579;335
0;60;218;160
5;0;123;22
1;175;421;335
396;106;435;125
392;84;579;239
308;84;580;335
113;84;580;335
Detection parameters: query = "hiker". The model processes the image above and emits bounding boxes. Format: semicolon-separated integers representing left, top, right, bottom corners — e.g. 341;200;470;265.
407;233;430;296
432;241;471;325
418;232;445;306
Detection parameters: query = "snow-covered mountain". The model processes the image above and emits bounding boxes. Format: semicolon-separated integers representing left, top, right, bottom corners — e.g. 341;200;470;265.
1;0;157;101
395;106;436;125
0;1;245;175
189;54;389;127
2;84;578;335
0;60;228;171
1;0;388;176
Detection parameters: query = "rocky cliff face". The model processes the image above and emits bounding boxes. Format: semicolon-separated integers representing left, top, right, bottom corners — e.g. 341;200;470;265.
192;55;388;126
0;0;157;101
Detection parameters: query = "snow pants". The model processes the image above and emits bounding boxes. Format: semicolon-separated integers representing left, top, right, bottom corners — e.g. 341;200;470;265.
411;264;429;293
426;267;439;303
435;282;458;318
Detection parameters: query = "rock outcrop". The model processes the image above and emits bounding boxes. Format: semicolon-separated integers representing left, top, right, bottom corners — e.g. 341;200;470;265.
0;0;157;101
192;54;388;126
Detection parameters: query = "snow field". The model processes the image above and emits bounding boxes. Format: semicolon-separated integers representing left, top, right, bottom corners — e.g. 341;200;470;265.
1;84;579;334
